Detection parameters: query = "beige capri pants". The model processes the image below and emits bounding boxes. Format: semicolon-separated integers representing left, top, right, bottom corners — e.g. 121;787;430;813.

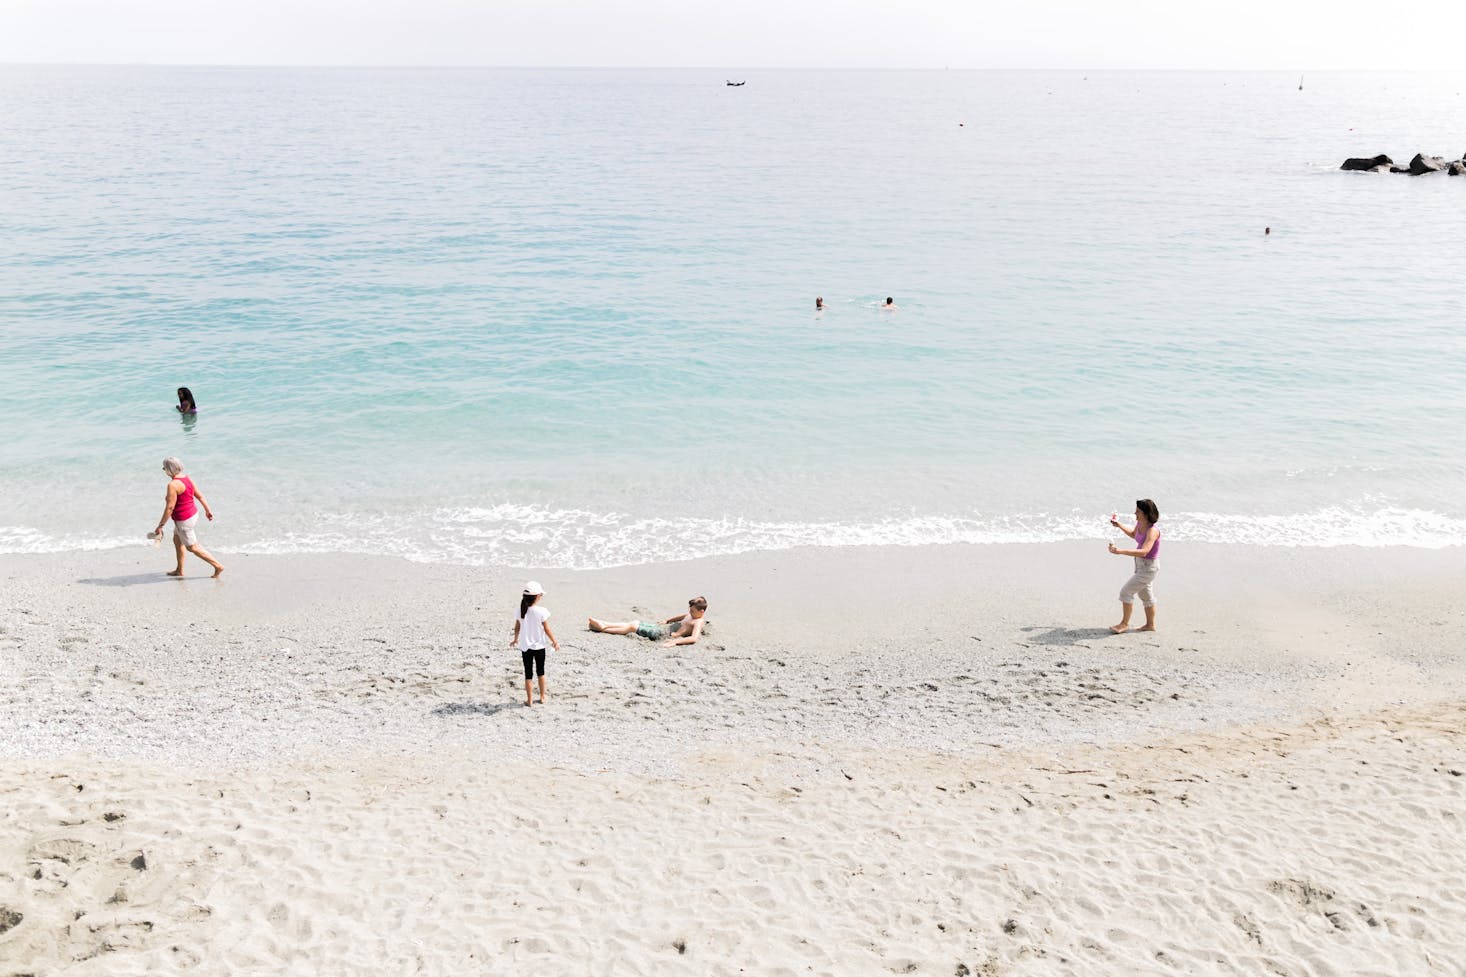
1119;557;1158;607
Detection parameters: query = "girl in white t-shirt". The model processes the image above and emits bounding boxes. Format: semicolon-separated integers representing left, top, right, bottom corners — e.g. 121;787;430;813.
510;581;560;706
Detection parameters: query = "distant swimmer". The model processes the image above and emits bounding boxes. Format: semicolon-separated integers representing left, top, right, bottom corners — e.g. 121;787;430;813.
1264;227;1271;236
815;296;825;311
588;596;709;648
882;296;899;311
176;386;197;414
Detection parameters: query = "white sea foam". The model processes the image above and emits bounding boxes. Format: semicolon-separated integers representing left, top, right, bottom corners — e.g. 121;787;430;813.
0;526;140;555
7;505;1465;567
222;503;1466;568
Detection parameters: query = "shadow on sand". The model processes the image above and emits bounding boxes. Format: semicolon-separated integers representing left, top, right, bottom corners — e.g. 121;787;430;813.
432;701;523;719
77;573;189;588
1018;626;1115;647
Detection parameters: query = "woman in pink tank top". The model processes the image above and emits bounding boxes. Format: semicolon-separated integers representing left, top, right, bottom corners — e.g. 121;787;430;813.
1107;498;1160;633
153;457;224;578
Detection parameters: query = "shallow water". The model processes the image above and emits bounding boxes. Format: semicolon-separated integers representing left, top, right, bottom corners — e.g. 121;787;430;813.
3;67;1465;565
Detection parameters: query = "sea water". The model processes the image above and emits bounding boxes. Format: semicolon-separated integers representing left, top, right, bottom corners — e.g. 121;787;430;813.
3;66;1465;567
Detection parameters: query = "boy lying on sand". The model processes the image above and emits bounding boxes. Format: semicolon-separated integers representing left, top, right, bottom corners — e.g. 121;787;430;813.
588;596;708;648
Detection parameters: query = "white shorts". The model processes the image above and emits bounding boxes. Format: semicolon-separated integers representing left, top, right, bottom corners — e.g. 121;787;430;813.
173;514;200;546
1120;558;1158;607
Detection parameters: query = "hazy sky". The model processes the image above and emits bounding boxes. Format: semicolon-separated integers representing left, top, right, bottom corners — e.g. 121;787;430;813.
2;1;1457;69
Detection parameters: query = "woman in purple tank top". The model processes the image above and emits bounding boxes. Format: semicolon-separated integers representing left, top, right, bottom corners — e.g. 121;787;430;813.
1107;498;1160;633
152;457;225;578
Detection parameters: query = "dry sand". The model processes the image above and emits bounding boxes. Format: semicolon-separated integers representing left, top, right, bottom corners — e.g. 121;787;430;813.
2;543;1464;975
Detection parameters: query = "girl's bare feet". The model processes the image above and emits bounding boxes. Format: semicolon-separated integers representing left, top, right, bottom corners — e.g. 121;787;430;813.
1135;625;1156;632
212;566;225;578
166;570;184;577
587;618;604;632
1109;624;1129;633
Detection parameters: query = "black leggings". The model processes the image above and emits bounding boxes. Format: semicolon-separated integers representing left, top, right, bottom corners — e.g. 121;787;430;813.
521;648;546;680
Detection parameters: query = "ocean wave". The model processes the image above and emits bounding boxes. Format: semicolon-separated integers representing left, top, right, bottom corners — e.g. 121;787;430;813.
226;503;1466;568
0;526;141;555
7;505;1465;567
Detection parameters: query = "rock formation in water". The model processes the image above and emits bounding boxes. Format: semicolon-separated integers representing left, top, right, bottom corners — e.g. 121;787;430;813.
1343;152;1464;175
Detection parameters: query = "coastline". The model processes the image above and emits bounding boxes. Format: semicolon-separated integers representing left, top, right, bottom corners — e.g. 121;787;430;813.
3;542;1464;973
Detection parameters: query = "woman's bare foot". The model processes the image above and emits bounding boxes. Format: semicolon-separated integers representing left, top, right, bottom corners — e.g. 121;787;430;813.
587;618;603;632
1135;625;1156;632
1109;624;1129;634
212;566;225;578
166;569;184;577
524;699;533;707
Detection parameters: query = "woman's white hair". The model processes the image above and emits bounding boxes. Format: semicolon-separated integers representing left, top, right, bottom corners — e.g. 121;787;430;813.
162;457;184;476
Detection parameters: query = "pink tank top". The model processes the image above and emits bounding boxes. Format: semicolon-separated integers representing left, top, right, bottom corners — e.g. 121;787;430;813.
172;475;198;521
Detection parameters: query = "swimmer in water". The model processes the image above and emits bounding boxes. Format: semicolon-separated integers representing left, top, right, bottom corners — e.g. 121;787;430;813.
176;386;197;414
815;296;825;311
882;296;899;311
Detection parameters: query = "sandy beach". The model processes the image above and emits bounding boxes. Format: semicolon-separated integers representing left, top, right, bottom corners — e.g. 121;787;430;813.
3;542;1464;975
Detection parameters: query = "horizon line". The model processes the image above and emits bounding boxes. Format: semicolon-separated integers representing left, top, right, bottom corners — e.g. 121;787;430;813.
0;61;1452;72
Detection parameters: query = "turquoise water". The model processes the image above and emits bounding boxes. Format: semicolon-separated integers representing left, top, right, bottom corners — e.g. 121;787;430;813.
4;67;1466;566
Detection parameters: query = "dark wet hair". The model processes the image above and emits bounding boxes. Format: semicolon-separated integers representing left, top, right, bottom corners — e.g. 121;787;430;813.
885;297;894;304
519;593;539;619
177;386;195;408
1136;499;1159;525
688;596;708;612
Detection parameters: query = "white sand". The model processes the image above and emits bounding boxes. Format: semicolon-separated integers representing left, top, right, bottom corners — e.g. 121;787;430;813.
2;543;1464;974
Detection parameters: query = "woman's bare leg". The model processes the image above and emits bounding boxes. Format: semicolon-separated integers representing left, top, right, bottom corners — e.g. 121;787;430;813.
588;618;638;635
1110;602;1135;634
168;532;186;576
1138;605;1157;632
187;544;225;578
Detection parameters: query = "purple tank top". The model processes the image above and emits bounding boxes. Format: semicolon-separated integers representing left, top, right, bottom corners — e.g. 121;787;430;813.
173;475;198;522
1138;522;1160;560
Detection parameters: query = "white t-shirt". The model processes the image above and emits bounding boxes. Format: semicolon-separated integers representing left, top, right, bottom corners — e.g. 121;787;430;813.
517;605;551;651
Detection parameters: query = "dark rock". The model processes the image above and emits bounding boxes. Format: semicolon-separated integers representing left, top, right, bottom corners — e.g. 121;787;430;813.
1341;154;1392;171
130;852;147;871
1448;161;1466;176
1408;153;1446;175
0;907;22;935
1390;166;1411;173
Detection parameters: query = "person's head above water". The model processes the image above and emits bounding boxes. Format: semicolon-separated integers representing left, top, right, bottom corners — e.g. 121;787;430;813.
1135;499;1159;525
815;296;824;309
884;297;894;306
176;386;196;411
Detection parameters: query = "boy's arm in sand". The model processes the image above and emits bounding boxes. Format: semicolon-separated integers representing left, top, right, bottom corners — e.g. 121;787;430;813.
663;619;704;647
